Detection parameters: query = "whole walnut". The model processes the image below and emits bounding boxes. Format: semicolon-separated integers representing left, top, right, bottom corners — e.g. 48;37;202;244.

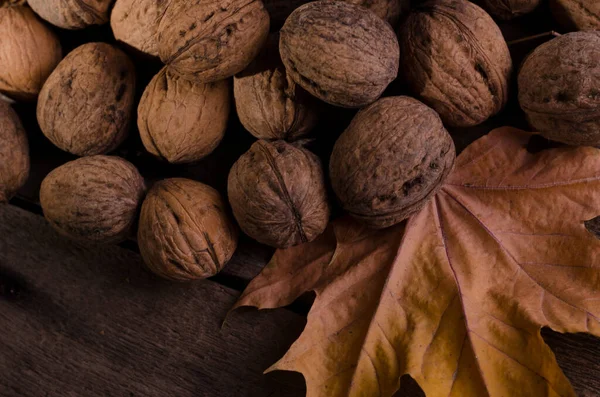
330;96;455;229
0;3;62;101
342;0;410;26
37;43;136;156
111;0;167;57
400;0;513;127
137;178;238;281
40;156;146;243
480;0;541;20
519;32;600;146
280;1;399;108
550;0;600;31
228;140;330;248
157;0;270;83
27;0;112;29
0;101;29;202
138;67;230;164
234;34;319;141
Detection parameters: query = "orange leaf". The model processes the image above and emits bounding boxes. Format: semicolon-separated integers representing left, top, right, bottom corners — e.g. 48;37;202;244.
233;127;600;397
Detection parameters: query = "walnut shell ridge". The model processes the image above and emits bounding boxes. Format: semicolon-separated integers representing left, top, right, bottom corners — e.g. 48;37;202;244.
519;32;600;146
138;67;230;164
550;0;600;31
27;0;113;29
0;5;62;101
0;101;29;202
400;0;513;127
40;156;146;243
111;0;169;57
280;1;400;108
137;178;238;281
480;0;541;20
157;0;270;83
234;34;319;141
330;96;455;229
228;140;330;248
37;42;136;156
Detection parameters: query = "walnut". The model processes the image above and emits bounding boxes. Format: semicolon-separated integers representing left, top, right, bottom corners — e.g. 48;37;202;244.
137;178;238;281
37;43;136;156
330;96;455;229
27;0;112;29
0;101;29;202
228;140;330;248
518;32;600;146
234;34;319;141
157;0;270;83
39;156;146;243
550;0;600;32
399;0;513;127
480;0;542;20
0;3;62;101
111;0;167;57
342;0;410;26
279;1;399;108
138;67;230;164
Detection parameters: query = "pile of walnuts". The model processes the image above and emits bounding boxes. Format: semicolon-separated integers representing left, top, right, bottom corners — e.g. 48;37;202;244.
0;0;599;281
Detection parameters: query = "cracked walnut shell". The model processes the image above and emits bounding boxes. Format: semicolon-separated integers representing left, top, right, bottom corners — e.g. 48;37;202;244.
27;0;113;29
330;96;455;229
137;178;238;281
0;101;29;202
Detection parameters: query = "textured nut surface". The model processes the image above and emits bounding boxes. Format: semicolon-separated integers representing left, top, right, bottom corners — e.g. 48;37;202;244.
111;0;169;57
0;101;29;202
138;67;230;164
27;0;113;29
519;32;600;146
0;5;62;101
40;156;146;243
280;1;399;108
550;0;600;31
234;34;319;141
138;178;238;281
228;140;330;248
330;96;455;229
342;0;409;26
480;0;541;20
400;0;512;127
157;0;270;83
37;43;136;156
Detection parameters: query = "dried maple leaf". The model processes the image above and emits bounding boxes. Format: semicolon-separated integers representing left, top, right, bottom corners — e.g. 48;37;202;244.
233;127;600;397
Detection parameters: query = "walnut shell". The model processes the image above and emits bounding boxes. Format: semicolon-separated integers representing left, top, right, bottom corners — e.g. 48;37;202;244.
0;101;29;202
40;156;146;243
280;1;399;108
518;32;600;146
330;96;455;229
37;43;136;156
137;178;238;281
138;67;230;164
228;140;330;248
342;0;410;26
550;0;600;31
400;0;513;127
27;0;112;29
234;34;319;141
0;4;62;101
110;0;167;57
480;0;541;20
157;0;270;83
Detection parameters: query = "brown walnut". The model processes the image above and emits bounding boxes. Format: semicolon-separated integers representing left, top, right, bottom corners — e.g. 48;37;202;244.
157;0;270;83
234;34;319;141
39;156;146;243
111;0;169;57
27;0;113;29
0;101;29;202
480;0;542;20
342;0;410;26
228;140;330;248
0;4;62;101
330;96;455;229
137;178;238;281
400;0;513;127
280;1;399;108
519;32;600;146
138;67;230;164
37;43;136;156
550;0;600;32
